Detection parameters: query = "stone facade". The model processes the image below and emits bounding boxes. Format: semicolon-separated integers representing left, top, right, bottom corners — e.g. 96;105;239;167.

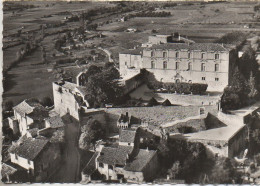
119;38;237;92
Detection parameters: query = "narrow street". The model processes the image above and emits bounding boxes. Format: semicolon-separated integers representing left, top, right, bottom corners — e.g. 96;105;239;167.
49;119;81;183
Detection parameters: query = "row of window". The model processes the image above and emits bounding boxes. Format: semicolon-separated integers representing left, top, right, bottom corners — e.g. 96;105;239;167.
151;51;220;60
151;61;220;71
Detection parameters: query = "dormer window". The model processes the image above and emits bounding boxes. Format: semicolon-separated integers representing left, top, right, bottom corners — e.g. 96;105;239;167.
201;53;205;59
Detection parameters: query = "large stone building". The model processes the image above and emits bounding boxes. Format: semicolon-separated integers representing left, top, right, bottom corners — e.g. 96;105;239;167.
119;35;237;92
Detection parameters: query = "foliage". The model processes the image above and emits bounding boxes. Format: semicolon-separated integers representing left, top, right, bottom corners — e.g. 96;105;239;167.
3;100;13;112
141;69;207;95
207;157;242;184
214;31;247;45
84;65;124;108
41;96;54;107
79;119;105;150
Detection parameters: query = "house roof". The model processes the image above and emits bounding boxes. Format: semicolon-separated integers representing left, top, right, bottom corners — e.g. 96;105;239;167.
9;137;49;161
120;48;143;55
1;163;17;179
45;115;65;128
124;149;157;172
26;107;49;121
119;129;137;143
148;43;234;52
97;146;133;166
13;100;44;116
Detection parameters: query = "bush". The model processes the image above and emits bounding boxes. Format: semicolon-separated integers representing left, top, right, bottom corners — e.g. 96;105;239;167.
41;96;54;107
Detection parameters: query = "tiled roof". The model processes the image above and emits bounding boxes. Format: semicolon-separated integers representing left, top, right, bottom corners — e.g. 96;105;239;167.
1;163;17;179
9;137;49;161
97;146;133;166
26;107;49;121
119;129;137;143
124;149;157;172
13;100;43;116
148;43;234;52
120;48;143;55
45;115;65;128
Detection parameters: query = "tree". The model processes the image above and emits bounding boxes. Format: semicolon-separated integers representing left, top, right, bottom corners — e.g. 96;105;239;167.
248;71;259;99
3;101;13;112
41;96;54;107
84;65;124;107
79;119;105;150
221;67;249;111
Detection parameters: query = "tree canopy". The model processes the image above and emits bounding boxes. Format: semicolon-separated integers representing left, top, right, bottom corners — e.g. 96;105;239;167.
79;118;105;150
84;64;124;108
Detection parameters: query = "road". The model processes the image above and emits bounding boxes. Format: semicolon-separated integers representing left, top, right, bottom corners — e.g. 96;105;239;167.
49;119;81;183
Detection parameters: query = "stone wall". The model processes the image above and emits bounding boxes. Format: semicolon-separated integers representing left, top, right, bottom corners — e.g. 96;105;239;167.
53;82;79;120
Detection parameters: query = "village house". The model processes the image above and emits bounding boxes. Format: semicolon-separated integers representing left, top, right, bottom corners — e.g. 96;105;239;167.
119;35;237;92
8;136;62;182
8;99;49;136
95;128;158;183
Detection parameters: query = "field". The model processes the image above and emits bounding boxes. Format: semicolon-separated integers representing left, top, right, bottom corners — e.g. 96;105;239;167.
3;1;260;105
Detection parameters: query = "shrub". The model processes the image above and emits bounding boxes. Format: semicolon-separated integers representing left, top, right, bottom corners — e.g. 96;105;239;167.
41;96;54;107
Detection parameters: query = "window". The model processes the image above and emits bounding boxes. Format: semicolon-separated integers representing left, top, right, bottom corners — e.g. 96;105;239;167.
176;52;179;58
201;53;205;59
163;51;167;58
215;64;219;72
163;61;167;69
151;61;155;69
108;165;113;170
128;143;131;146
151;51;154;57
201;63;206;71
202;77;206;80
176;62;180;70
215;78;219;81
188;62;192;70
188;52;191;59
99;163;104;168
215;54;219;59
28;160;31;165
125;61;127;66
